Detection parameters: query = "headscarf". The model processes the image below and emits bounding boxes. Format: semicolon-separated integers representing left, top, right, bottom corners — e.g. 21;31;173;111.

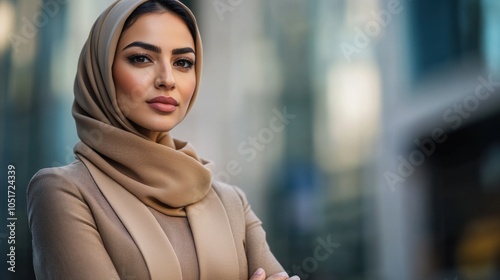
72;1;240;278
73;0;211;216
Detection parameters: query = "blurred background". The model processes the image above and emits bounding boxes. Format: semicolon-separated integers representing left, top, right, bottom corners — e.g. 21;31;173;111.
2;0;500;279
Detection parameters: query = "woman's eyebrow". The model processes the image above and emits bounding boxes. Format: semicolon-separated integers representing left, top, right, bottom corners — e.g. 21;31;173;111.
122;42;194;56
172;47;195;55
123;41;162;53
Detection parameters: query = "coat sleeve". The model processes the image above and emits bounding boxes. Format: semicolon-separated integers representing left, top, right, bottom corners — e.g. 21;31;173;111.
27;168;119;280
233;187;285;277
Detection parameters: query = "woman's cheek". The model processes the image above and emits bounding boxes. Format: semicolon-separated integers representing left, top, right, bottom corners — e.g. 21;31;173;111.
118;68;150;99
115;70;146;116
180;75;197;104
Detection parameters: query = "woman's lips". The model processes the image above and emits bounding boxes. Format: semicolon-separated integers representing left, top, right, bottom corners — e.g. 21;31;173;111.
147;96;178;113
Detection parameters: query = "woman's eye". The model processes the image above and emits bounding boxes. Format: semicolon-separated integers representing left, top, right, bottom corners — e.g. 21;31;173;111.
127;54;152;64
174;59;195;70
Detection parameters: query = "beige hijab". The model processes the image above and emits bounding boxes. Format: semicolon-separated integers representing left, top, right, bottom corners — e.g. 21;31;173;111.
72;0;239;278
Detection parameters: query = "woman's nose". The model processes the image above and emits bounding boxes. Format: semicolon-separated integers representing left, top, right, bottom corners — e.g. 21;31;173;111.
154;64;176;90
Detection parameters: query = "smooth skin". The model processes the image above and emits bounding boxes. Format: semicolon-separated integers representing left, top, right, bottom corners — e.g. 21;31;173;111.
250;268;300;280
112;12;300;280
113;12;197;141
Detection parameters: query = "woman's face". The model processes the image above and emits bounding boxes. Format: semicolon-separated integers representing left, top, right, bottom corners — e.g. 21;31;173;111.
113;12;196;139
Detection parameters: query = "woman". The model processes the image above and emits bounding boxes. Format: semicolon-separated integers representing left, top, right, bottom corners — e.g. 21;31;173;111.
27;0;299;279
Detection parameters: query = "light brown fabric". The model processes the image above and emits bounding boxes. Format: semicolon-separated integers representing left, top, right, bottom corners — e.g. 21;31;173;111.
80;156;241;279
80;156;184;279
27;161;284;279
27;0;284;279
73;0;210;215
149;208;199;280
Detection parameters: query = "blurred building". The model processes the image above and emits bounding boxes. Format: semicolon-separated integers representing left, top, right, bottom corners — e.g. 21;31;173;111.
377;0;500;280
1;0;500;280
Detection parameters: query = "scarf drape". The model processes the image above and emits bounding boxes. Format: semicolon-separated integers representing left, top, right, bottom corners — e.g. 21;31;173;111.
71;0;240;278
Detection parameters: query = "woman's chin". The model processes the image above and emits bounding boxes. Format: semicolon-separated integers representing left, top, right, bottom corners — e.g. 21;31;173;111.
129;120;179;139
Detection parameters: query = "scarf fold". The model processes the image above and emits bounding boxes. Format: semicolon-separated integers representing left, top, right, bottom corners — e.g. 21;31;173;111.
71;0;239;278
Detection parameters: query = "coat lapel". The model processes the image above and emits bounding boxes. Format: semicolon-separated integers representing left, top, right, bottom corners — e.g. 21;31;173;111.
186;188;240;279
81;157;183;279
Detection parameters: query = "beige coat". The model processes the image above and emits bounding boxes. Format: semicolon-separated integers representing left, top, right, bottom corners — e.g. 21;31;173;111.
27;160;283;280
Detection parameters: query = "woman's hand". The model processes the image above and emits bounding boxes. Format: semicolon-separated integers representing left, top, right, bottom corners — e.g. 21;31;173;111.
249;268;300;280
